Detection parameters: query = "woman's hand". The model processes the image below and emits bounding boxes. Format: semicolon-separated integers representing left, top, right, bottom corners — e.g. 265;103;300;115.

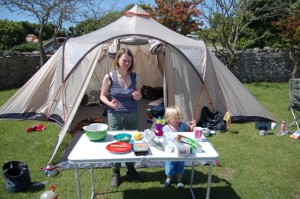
110;99;119;109
132;91;142;101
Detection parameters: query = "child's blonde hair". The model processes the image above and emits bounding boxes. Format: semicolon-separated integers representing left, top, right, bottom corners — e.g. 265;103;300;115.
164;106;181;121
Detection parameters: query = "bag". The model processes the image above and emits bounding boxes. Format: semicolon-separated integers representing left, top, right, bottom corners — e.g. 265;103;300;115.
197;107;226;132
2;161;31;192
149;103;165;118
141;85;163;100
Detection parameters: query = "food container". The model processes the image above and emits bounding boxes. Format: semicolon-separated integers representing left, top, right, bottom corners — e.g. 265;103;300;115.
114;133;132;142
83;123;108;141
176;142;194;156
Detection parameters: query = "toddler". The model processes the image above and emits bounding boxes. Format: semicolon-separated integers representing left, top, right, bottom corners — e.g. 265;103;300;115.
162;106;195;188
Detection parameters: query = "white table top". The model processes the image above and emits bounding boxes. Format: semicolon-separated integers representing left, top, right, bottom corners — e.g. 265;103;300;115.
68;131;219;164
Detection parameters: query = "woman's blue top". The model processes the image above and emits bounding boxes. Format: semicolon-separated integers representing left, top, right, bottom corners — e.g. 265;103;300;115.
108;70;138;113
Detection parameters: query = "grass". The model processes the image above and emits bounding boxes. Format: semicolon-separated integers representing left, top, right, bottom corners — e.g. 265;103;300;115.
0;82;300;199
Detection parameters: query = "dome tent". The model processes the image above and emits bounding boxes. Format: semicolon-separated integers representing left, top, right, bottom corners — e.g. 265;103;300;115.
0;5;276;164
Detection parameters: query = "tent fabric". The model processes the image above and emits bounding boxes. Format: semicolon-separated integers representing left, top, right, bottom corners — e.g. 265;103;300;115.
0;5;276;164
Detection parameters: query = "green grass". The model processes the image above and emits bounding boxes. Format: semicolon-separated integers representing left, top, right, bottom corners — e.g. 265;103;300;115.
0;82;300;199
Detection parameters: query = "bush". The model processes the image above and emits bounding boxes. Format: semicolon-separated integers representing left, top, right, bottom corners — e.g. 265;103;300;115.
9;42;39;52
0;20;26;50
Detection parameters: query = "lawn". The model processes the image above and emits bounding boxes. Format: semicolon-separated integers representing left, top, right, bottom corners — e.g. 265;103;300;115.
0;82;299;199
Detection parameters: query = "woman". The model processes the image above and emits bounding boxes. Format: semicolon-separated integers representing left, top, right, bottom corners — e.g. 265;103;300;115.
100;48;143;187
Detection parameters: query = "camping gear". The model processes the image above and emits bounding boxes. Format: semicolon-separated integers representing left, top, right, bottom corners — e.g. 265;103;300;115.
197;107;227;132
75;117;104;130
39;165;62;177
149;103;165;119
141;85;163;100
2;161;31;192
83;123;108;141
0;5;276;165
288;79;300;129
26;124;46;133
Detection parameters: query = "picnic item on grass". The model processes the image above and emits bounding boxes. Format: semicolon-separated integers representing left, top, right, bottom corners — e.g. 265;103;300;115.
26;124;46;133
2;161;31;193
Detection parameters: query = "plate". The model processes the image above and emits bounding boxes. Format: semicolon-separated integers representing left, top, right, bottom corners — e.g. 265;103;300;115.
114;133;132;142
106;142;132;153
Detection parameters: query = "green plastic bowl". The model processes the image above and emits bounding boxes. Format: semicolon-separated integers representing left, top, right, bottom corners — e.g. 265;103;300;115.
83;123;108;141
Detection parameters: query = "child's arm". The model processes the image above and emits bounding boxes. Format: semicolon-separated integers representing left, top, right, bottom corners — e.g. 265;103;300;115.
188;120;196;131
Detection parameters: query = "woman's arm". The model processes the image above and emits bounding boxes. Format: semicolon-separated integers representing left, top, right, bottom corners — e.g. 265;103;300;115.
132;74;142;101
100;74;118;109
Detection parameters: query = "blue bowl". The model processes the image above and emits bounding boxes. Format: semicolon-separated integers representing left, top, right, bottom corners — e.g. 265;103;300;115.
114;133;132;142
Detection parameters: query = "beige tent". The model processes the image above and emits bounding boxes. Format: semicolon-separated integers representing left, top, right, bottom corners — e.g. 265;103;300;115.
0;5;276;163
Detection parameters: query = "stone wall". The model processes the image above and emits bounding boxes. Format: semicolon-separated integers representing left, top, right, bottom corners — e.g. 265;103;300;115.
0;52;41;90
230;48;299;83
0;49;299;90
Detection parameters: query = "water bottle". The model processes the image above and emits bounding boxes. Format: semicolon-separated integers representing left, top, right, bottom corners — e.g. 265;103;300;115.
280;121;286;136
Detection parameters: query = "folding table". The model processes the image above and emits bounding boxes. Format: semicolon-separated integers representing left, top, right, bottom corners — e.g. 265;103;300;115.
68;131;219;199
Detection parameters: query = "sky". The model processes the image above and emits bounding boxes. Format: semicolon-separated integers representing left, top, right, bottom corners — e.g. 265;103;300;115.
0;0;155;24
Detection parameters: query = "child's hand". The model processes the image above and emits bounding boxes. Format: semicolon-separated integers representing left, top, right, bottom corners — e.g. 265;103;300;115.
189;120;196;130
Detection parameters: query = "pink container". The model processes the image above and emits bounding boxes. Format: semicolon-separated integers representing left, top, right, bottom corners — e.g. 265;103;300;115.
193;127;203;140
155;123;163;136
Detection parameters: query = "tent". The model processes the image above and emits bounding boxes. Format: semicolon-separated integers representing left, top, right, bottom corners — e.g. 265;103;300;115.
0;5;276;164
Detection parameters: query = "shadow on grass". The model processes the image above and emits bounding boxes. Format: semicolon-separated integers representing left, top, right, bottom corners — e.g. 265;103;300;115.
94;168;240;199
119;186;241;199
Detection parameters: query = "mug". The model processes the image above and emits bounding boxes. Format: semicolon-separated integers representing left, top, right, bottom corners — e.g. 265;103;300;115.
193;127;203;139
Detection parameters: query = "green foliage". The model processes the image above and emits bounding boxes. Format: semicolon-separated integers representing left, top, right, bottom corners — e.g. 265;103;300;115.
0;20;26;50
0;20;68;51
149;0;203;36
73;11;123;36
9;42;39;52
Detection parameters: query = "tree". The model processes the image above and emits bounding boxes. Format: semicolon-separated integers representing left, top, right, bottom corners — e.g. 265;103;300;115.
198;0;292;66
146;0;204;36
0;0;95;66
73;11;122;36
0;20;25;50
273;2;300;78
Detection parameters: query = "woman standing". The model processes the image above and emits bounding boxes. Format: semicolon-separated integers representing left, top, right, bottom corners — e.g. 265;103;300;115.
100;48;143;187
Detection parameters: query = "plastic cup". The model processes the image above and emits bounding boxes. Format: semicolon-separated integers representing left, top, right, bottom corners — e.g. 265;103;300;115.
193;127;203;140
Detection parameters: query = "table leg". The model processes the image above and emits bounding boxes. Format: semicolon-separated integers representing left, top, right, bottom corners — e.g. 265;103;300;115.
206;161;213;199
189;161;196;199
74;164;82;199
90;164;95;199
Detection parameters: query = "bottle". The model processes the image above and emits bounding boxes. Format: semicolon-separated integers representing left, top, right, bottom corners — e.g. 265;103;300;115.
280;121;286;136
